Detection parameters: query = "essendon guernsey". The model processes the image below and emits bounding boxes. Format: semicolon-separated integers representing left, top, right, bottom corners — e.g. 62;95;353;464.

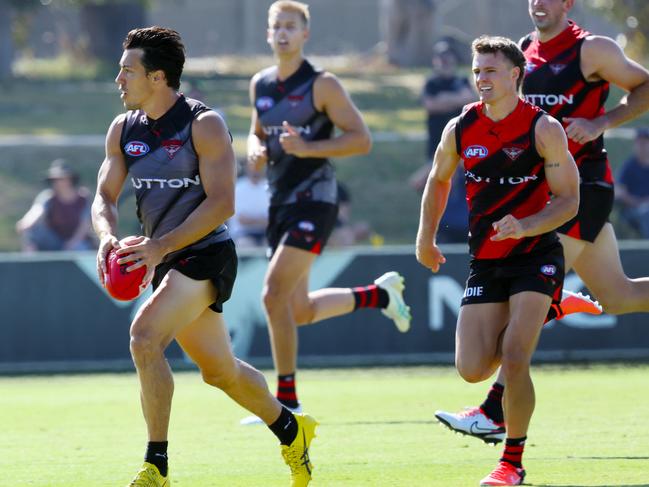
522;21;612;185
456;100;558;259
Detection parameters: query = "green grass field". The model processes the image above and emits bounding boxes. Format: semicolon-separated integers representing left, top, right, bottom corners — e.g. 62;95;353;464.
2;365;648;486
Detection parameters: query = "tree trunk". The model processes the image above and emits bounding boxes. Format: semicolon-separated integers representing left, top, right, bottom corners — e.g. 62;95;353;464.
380;0;436;67
0;2;13;81
79;1;147;65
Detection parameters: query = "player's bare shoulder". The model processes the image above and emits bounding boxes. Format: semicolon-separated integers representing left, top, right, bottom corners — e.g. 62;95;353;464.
313;71;347;104
580;35;624;80
106;113;127;150
193;109;231;147
439;115;461;155
314;70;341;87
248;66;275;101
535;114;568;160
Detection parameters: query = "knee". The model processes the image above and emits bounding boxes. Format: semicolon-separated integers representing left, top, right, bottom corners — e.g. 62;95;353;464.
500;349;530;379
201;364;239;391
262;280;288;314
456;358;492;384
129;328;163;366
293;299;315;325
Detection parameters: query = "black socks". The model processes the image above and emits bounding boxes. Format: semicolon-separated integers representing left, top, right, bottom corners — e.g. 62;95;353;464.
268;407;299;445
145;441;168;477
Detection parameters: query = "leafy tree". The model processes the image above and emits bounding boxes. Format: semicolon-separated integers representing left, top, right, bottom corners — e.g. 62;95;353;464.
60;0;148;65
380;0;436;67
584;0;649;61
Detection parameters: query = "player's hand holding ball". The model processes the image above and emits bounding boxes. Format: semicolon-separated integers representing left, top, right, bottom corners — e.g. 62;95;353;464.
104;235;151;301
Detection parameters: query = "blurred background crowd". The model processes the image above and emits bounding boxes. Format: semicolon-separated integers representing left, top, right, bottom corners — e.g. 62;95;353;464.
2;0;649;252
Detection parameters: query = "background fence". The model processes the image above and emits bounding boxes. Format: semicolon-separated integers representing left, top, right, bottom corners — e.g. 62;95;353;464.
2;243;648;374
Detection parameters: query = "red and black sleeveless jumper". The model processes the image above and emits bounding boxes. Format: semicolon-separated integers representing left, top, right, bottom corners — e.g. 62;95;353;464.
456;100;558;260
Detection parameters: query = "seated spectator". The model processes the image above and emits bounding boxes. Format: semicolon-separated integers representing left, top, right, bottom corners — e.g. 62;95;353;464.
229;163;269;248
615;128;649;238
328;182;372;247
16;159;95;252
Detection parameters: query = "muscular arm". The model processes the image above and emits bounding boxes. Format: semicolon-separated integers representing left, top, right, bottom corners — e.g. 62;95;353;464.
247;72;268;171
416;117;461;271
91;114;128;280
566;36;649;142
282;72;371;158
503;115;579;238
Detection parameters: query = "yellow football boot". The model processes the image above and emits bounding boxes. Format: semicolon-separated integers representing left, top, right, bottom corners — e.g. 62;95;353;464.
127;462;169;486
281;413;318;487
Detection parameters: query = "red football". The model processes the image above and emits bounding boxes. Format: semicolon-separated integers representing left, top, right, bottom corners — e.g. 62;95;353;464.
104;238;147;301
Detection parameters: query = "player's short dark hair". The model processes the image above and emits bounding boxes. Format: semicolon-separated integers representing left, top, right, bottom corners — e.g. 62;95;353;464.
471;35;526;90
123;26;185;90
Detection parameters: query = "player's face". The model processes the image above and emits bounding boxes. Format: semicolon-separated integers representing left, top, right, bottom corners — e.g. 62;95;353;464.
472;52;519;104
529;0;572;33
115;49;155;110
267;11;309;55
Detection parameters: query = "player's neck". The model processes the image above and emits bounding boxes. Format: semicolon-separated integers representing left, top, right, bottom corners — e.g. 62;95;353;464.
482;93;520;122
141;90;181;120
276;55;305;81
536;18;570;43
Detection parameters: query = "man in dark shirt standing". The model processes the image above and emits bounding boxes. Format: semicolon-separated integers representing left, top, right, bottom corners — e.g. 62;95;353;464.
423;41;475;159
410;41;474;243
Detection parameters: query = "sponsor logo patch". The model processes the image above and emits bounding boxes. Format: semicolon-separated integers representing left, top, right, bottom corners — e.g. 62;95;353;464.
162;139;182;159
256;96;274;111
124;141;150;157
541;264;557;276
463;286;484;297
464;145;488;158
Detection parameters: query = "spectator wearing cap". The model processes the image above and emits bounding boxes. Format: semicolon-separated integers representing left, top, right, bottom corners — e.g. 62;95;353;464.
615;128;649;238
409;40;474;243
16;159;96;251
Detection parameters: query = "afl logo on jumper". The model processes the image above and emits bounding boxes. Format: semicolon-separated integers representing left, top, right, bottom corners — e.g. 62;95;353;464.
124;141;150;157
256;96;275;111
464;145;488;158
162;139;182;159
541;264;557;276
